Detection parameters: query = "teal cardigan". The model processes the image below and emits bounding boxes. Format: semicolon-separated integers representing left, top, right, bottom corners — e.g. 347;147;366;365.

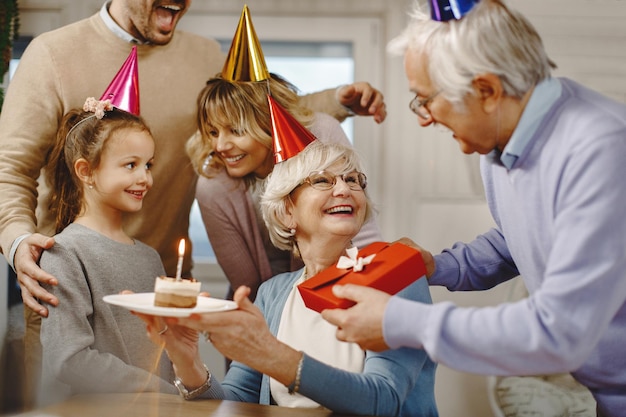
203;269;438;417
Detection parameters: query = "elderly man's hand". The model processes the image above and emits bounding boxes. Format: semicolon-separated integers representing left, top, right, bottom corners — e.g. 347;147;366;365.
393;237;436;277
337;82;387;123
321;284;391;351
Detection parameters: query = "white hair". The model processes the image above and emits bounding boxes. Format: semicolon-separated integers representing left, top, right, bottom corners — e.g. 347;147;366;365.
261;141;372;253
389;0;555;107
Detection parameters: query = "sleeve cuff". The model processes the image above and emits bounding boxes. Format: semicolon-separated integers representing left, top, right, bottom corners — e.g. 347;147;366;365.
383;296;429;350
9;233;32;271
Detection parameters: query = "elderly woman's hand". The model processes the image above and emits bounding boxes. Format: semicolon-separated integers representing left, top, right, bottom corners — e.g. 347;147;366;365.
132;310;200;368
175;286;279;364
174;286;299;383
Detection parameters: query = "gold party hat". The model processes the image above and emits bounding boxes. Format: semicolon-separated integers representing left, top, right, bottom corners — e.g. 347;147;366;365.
221;5;270;82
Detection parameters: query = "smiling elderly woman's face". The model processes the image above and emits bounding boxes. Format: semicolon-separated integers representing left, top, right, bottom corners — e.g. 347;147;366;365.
261;141;372;252
285;160;368;242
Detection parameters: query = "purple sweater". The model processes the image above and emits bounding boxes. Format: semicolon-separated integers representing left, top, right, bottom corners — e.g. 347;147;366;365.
384;78;626;416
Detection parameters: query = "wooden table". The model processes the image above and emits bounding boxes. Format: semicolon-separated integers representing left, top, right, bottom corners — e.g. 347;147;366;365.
10;393;369;417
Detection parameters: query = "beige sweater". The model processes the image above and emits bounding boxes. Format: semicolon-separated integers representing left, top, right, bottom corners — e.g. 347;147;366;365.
0;12;347;275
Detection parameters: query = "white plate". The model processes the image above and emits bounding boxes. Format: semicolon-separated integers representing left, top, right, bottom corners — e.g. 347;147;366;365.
103;293;237;317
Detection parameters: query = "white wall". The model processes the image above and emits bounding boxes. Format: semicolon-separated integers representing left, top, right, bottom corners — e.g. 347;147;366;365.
10;1;626;416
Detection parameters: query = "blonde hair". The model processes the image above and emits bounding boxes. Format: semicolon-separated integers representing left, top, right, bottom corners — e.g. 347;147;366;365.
186;74;314;187
261;141;372;254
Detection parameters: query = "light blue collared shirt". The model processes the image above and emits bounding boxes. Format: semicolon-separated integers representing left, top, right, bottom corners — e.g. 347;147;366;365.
500;78;562;169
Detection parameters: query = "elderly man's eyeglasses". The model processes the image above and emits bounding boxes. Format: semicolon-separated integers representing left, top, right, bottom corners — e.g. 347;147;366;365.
299;170;367;191
409;91;440;120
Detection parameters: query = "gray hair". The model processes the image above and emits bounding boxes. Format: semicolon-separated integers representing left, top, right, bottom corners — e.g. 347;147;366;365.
389;0;555;107
261;141;373;253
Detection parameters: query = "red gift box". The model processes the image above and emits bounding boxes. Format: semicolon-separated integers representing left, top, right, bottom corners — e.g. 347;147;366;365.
297;241;426;313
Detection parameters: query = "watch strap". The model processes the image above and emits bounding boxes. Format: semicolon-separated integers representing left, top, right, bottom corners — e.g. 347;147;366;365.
174;364;211;400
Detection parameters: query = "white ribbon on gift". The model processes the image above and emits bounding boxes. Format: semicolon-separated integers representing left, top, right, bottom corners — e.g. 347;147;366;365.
336;247;376;272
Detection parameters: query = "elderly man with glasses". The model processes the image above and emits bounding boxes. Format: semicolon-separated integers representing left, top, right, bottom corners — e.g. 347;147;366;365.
322;1;626;416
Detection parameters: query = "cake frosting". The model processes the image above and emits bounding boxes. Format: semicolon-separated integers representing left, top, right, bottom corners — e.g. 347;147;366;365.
154;276;201;308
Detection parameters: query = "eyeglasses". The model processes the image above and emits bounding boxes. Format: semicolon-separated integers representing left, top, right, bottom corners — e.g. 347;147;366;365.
298;170;367;191
409;90;440;120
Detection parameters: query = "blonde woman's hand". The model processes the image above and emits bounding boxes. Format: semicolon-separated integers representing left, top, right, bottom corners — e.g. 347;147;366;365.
336;82;387;123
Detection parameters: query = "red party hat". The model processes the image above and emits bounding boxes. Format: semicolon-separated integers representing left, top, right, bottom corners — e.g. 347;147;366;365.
99;46;140;115
268;95;317;164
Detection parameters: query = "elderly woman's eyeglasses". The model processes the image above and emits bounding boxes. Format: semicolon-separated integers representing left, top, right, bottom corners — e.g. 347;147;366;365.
299;170;367;191
409;90;440;120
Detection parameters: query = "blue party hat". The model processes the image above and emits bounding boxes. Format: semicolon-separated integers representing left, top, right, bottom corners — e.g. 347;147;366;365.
429;0;480;22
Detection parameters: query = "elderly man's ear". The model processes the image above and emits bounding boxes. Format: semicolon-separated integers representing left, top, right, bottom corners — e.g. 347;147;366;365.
472;73;503;113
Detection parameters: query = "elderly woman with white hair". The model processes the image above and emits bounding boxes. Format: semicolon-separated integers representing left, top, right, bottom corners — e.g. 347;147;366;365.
137;140;438;416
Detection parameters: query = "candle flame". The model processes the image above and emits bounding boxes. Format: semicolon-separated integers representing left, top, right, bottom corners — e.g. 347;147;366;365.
175;239;185;280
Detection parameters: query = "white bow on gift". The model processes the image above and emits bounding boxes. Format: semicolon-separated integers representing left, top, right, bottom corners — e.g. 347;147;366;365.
336;247;376;272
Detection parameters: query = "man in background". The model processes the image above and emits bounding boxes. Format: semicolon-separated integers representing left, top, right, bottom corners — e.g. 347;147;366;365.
0;0;386;409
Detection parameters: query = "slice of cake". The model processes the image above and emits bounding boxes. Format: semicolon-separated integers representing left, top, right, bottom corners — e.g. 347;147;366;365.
154;276;201;308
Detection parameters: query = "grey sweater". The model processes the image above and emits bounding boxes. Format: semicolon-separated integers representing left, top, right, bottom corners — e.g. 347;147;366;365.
39;223;177;405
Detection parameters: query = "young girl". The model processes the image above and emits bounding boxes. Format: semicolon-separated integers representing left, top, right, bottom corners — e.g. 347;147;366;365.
186;74;382;300
37;98;177;405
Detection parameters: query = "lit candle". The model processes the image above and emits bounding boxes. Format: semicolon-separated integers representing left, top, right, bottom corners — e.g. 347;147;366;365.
175;239;185;281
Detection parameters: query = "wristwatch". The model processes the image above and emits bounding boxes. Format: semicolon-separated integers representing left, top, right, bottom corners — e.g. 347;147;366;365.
174;364;211;400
